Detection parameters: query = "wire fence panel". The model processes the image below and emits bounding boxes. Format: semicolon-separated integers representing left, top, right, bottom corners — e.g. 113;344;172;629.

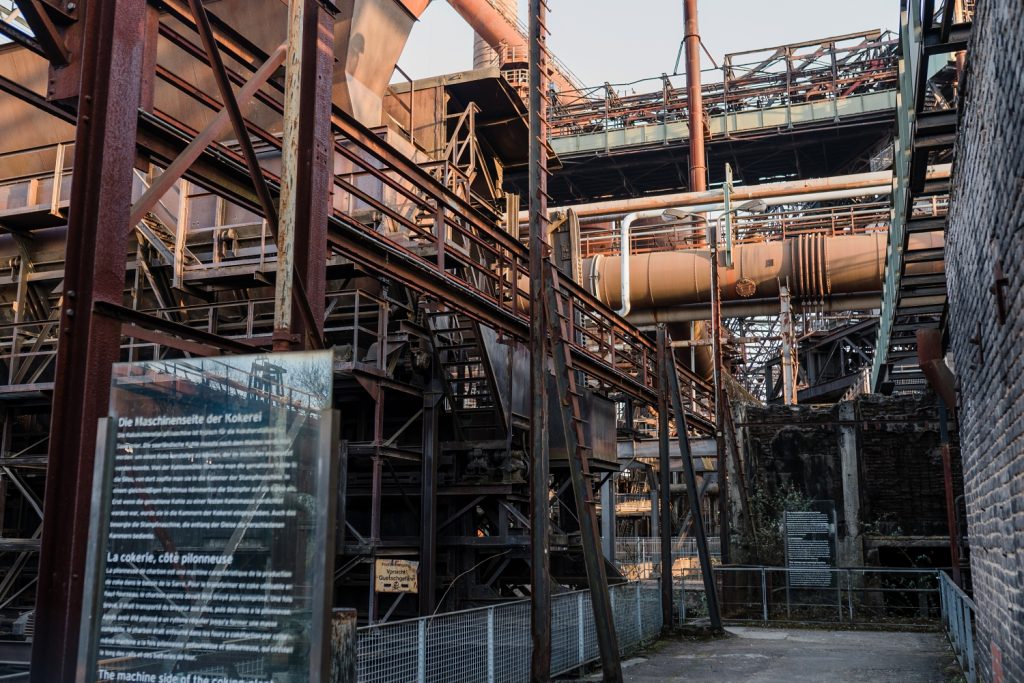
550;591;581;675
356;620;420;683
614;536;722;580
356;581;663;683
426;608;490;682
493;602;530;683
354;569;951;681
678;566;944;628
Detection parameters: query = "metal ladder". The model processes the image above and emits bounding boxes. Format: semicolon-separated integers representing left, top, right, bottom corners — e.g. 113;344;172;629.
543;258;622;666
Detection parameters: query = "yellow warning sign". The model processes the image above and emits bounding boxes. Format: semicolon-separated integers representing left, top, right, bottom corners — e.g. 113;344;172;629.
375;559;419;593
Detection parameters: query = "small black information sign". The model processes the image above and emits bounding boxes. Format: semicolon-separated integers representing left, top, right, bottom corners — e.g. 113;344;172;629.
78;352;336;683
783;507;836;589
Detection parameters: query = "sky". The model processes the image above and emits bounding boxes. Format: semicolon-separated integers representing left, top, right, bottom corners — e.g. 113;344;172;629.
399;0;899;88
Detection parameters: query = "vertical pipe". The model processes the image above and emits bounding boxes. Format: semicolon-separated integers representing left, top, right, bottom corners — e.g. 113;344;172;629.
601;474;616;561
761;566;768;623
528;0;552;678
173;180;190;290
661;74;670;146
938;400;963;587
779;284;797;405
617;213;635;316
683;0;706;191
710;218;729;564
419;382;442;615
657;327;673;630
32;1;147;679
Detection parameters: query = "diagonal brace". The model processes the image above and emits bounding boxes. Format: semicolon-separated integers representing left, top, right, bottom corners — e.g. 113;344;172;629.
13;0;69;65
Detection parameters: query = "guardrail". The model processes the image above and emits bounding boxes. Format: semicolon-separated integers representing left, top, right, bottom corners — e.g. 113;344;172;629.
549;32;898;140
356;581;662;682
615;536;722;561
679;566;943;628
939;571;977;683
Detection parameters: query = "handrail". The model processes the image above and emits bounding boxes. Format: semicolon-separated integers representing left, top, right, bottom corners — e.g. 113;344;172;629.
938;571;977;683
549;33;899;139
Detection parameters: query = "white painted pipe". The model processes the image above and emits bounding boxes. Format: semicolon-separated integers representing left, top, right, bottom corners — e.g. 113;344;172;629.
614;208;683;316
523;165;953;223
580;186;892;225
617;212;637;316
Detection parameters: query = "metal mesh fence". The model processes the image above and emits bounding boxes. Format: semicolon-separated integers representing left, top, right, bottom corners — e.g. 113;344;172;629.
678;566;943;627
356;581;663;682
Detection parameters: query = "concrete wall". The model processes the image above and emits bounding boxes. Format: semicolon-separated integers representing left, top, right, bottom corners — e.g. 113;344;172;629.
945;1;1024;680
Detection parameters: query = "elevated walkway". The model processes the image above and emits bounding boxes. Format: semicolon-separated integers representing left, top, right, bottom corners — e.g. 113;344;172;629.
551;90;896;158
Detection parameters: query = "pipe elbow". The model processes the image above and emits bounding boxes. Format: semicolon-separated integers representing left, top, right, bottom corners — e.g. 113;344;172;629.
617;213;637;317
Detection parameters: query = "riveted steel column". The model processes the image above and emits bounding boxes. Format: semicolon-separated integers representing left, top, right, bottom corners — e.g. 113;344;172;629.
528;0;551;678
657;326;673;629
275;0;334;350
32;0;148;679
419;381;442;615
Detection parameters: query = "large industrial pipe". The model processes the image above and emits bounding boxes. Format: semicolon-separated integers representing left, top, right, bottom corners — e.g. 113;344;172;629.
446;0;578;95
472;0;515;68
526;165;953;222
586;231;944;312
629;294;887;325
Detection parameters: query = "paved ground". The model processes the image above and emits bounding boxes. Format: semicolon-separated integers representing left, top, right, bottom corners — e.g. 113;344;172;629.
601;627;959;682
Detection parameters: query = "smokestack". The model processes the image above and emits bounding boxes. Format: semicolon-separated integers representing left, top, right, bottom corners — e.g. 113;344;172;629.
472;0;517;69
683;0;706;191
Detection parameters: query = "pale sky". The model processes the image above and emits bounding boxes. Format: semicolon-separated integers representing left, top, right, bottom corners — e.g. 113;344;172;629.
399;0;899;88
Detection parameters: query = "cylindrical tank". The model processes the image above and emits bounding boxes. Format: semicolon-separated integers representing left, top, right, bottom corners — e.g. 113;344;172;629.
472;0;516;68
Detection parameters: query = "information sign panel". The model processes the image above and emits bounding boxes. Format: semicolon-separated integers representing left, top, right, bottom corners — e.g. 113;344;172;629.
783;507;836;588
78;352;336;683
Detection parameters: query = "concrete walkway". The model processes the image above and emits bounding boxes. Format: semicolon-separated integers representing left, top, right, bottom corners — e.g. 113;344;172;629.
611;627;959;683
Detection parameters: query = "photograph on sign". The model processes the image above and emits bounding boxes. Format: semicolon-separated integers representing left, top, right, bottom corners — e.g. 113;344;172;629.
78;351;336;683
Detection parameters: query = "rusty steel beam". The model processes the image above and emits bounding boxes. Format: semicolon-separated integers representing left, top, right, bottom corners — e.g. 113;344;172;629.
528;0;551;678
126;0;694;406
0;19;48;61
186;0;280;230
13;0;70;65
128;43;287;228
0;72;76;124
419;382;442;615
662;332;722;630
657;326;673;629
31;0;148;679
274;0;333;350
96;300;254;354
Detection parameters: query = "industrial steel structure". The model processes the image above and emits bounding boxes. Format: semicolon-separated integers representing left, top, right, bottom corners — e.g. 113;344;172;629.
0;0;984;680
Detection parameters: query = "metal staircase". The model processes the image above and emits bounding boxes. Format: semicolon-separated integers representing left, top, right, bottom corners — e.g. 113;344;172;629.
425;307;505;441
